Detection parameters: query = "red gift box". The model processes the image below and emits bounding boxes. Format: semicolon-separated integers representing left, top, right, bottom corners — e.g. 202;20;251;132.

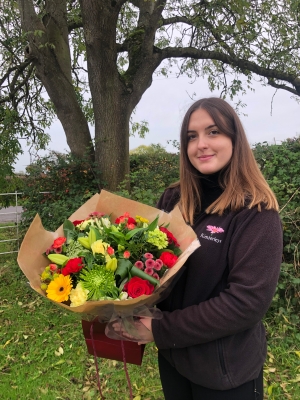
82;320;145;365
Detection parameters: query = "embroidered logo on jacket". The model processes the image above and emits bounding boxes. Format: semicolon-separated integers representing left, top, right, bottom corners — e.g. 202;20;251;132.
200;225;224;244
206;225;224;234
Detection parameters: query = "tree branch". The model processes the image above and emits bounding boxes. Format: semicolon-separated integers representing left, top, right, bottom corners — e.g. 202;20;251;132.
0;63;35;105
160;15;195;27
159;46;300;95
0;59;33;86
267;79;299;96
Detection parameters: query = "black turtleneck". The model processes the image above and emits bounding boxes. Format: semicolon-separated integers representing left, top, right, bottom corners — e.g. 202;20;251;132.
197;171;224;212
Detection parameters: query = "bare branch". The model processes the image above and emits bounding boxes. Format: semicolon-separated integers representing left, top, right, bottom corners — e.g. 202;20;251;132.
267;79;299;96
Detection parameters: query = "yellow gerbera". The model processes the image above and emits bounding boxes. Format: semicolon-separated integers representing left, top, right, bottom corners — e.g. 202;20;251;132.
46;274;72;303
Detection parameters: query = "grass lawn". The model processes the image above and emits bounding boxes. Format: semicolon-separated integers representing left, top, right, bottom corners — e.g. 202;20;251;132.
0;249;299;399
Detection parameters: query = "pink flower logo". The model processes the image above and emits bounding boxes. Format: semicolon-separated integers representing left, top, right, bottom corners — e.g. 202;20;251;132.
206;225;224;235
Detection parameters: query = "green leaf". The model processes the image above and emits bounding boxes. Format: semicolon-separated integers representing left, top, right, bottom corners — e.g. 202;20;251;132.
115;259;133;286
147;216;159;231
130;266;159;287
125;227;145;240
63;220;75;243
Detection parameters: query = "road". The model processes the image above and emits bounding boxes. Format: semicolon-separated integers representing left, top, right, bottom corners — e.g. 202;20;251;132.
0;206;23;223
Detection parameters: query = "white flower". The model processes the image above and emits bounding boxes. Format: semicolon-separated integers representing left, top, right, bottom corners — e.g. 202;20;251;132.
70;282;89;307
101;217;111;228
79;219;92;230
119;292;129;300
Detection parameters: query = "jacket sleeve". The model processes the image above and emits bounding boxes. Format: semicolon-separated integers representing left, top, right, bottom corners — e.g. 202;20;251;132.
156;187;180;212
152;207;283;349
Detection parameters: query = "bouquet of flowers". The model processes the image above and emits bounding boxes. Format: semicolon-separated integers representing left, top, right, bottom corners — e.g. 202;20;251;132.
18;190;199;320
40;211;182;307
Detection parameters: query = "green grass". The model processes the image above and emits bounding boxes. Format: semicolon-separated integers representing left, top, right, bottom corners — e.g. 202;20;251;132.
0;252;299;399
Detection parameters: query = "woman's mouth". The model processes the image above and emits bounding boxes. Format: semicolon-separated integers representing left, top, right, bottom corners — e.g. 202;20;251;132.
198;155;214;161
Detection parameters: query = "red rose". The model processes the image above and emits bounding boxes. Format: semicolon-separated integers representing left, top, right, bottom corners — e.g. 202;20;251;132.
61;257;84;275
159;252;178;268
72;220;84;226
124;277;154;298
52;237;66;249
159;227;179;247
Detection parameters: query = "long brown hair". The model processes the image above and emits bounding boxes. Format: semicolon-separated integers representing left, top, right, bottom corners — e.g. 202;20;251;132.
174;97;278;224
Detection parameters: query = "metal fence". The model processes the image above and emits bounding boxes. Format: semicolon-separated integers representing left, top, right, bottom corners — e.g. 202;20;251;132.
0;192;23;255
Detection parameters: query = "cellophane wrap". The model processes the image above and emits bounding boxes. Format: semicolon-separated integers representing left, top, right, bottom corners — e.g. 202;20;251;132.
17;190;200;322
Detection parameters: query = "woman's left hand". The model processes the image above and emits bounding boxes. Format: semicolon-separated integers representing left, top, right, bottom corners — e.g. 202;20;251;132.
138;317;154;344
111;316;154;344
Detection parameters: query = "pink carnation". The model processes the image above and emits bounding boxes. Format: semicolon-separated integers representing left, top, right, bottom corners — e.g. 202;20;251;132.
144;253;154;259
145;266;154;276
154;259;163;271
152;272;160;280
145;259;156;268
134;261;144;270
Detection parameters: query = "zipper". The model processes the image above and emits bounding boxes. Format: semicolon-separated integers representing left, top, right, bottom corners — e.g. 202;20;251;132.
217;339;227;375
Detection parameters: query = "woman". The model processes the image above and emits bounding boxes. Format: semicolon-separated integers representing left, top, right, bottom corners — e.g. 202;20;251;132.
133;98;282;399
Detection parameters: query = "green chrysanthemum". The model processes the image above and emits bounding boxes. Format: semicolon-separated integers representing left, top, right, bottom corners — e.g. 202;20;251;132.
146;228;168;249
79;266;119;300
65;239;86;258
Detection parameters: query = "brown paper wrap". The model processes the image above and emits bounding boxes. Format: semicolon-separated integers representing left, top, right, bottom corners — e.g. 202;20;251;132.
17;190;200;320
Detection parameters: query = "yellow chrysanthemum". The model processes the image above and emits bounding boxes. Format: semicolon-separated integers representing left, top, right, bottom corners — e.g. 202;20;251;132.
69;282;89;307
136;215;149;224
91;240;109;255
46;274;72;303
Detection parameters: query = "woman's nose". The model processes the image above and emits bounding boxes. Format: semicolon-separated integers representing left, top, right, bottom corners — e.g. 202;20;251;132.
196;134;208;149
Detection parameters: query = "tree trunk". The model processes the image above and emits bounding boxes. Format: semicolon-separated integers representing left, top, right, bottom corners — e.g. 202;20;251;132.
79;0;133;190
18;0;94;161
95;100;131;190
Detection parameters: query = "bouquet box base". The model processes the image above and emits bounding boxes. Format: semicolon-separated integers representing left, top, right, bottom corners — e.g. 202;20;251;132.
82;320;145;366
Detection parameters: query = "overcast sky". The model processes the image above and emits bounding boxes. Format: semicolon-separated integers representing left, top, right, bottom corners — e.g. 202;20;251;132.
14;74;300;172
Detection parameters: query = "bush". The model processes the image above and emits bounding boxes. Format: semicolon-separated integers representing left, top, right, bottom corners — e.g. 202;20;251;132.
20;151;101;234
116;144;179;206
253;137;300;314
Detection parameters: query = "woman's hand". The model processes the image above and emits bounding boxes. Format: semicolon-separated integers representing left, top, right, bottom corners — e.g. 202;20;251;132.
138;317;154;344
110;316;154;344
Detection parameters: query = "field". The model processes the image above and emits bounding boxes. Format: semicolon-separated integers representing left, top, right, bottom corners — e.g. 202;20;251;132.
0;225;299;399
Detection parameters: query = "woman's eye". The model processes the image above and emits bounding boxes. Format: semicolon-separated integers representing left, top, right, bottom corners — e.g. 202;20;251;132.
187;134;196;141
209;130;219;136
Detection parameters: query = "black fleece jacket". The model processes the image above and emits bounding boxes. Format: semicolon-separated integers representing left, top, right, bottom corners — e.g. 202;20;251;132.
152;182;282;390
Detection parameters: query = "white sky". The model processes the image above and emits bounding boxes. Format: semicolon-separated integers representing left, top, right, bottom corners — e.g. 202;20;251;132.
14;74;300;172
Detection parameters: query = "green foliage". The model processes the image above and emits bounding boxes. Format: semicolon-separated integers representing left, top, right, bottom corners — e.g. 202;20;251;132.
20;151;101;235
0;174;25;208
253;137;300;314
116;145;179;206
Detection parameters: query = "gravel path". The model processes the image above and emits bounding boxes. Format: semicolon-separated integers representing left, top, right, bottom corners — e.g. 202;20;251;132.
0;206;23;223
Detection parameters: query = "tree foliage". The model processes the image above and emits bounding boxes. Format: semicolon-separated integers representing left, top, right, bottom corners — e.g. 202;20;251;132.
1;0;300;189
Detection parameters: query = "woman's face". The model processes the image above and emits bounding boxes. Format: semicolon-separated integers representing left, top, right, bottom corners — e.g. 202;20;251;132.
187;108;233;175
